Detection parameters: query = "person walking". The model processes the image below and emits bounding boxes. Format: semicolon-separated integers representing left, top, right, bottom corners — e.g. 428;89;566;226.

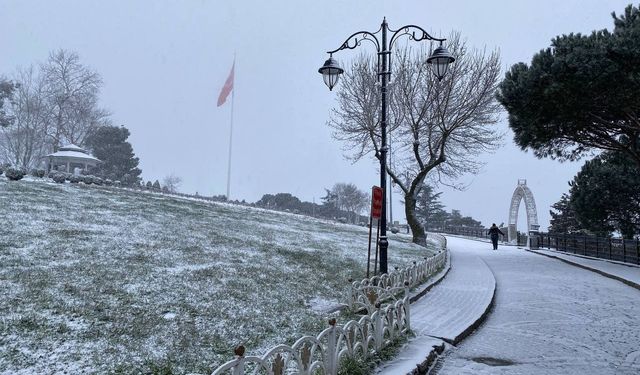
487;223;504;250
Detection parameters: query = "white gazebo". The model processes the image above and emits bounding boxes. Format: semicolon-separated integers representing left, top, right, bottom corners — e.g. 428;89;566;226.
45;144;101;175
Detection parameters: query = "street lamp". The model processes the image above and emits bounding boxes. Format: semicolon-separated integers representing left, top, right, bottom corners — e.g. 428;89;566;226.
319;18;454;274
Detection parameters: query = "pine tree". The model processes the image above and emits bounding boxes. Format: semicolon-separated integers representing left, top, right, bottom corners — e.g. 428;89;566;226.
84;125;142;186
548;193;580;234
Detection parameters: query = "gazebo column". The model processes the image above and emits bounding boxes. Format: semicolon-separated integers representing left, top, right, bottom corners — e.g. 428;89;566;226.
66;161;70;173
84;163;88;174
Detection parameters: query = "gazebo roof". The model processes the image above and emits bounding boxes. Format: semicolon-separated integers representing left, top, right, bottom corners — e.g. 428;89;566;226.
46;144;101;162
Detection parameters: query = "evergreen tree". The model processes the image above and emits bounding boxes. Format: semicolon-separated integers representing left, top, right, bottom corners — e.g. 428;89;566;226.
413;184;447;230
0;79;17;128
569;149;640;238
152;180;161;191
84;125;142;186
549;193;580;233
498;4;640;168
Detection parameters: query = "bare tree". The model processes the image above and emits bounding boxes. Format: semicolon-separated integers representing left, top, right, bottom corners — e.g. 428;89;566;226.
329;33;503;245
0;67;49;168
330;182;369;223
40;50;110;149
162;174;182;194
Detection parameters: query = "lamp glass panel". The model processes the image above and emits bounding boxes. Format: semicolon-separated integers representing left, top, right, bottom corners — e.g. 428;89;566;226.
323;70;340;89
434;58;450;79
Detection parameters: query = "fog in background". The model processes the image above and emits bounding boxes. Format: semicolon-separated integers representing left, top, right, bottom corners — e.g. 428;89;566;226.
1;0;632;230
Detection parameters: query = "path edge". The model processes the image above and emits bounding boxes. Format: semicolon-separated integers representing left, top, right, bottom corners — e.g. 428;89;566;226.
407;256;497;375
527;249;640;291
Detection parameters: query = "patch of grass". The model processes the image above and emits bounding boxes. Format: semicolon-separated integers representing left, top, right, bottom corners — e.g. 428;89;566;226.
0;178;435;373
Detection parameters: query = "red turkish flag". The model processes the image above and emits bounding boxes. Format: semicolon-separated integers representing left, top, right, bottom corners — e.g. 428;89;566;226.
217;63;234;107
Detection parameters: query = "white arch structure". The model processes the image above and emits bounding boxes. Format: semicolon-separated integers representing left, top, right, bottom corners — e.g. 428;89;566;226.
508;179;540;243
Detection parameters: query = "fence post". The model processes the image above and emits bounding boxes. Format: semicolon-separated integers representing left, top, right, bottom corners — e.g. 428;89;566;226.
374;302;383;352
583;236;587;256
404;281;411;331
636;239;639;265
595;238;599;258
326;318;337;375
623;239;627;263
609;238;612;260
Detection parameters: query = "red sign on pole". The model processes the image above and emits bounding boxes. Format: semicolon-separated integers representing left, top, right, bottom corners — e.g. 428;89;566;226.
371;186;383;219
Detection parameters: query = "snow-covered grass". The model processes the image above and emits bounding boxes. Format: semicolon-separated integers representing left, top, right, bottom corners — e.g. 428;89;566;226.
0;178;434;374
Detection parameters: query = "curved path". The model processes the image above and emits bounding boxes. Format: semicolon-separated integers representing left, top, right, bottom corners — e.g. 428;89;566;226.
434;236;640;374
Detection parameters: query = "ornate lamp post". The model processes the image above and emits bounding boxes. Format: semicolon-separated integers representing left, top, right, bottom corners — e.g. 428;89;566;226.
319;18;454;274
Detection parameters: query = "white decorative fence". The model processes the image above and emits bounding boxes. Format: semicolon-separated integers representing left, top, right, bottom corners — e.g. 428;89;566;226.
212;234;447;375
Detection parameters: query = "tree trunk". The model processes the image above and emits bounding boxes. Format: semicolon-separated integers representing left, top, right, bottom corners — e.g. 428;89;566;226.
404;192;427;246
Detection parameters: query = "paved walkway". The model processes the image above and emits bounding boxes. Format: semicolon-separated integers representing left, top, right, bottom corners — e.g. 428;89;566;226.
530;248;640;288
377;238;496;374
434;238;640;375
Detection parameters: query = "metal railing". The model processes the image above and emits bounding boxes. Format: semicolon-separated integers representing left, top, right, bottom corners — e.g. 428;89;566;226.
535;233;640;265
438;226;528;246
211;235;448;375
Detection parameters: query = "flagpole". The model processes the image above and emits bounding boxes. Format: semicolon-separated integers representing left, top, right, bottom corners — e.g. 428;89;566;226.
226;67;235;200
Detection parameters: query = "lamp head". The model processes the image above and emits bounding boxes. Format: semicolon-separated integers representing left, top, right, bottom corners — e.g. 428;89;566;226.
318;56;344;91
427;45;455;80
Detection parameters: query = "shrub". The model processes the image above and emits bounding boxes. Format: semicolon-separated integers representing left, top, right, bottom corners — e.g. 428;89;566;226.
5;167;26;181
114;180;122;187
105;179;113;186
30;169;46;178
93;177;104;186
82;175;94;185
51;172;67;183
68;174;82;183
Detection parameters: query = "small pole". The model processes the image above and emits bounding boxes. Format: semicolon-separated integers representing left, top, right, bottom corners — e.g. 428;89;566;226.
623;239;627;263
366;215;374;278
636;239;639;265
609;238;612;260
374;219;380;276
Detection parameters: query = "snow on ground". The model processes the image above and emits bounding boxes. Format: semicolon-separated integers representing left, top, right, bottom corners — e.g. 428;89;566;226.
433;237;640;375
531;248;640;286
0;178;436;374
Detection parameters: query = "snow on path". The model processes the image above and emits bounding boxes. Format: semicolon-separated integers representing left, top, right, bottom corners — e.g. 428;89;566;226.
435;237;640;375
377;237;495;374
531;248;640;287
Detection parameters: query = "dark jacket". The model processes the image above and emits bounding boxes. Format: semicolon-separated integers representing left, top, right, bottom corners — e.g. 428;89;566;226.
487;226;504;237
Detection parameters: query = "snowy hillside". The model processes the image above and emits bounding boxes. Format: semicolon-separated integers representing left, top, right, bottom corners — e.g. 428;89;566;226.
0;178;434;374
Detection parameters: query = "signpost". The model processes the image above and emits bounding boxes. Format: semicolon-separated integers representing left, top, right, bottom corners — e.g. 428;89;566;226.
367;186;383;278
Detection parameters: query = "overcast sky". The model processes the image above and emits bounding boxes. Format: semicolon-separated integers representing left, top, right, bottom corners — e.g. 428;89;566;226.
1;0;632;231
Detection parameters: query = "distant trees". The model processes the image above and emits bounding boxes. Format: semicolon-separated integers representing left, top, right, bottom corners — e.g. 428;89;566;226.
498;4;640;169
329;33;502;245
162;174;182;194
84;125;142;186
323;183;369;224
256;193;302;211
445;209;482;228
0;50;112;169
413;184;447;229
255;183;369;224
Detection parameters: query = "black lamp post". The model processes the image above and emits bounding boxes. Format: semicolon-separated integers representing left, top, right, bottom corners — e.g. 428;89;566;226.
319;18;454;274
